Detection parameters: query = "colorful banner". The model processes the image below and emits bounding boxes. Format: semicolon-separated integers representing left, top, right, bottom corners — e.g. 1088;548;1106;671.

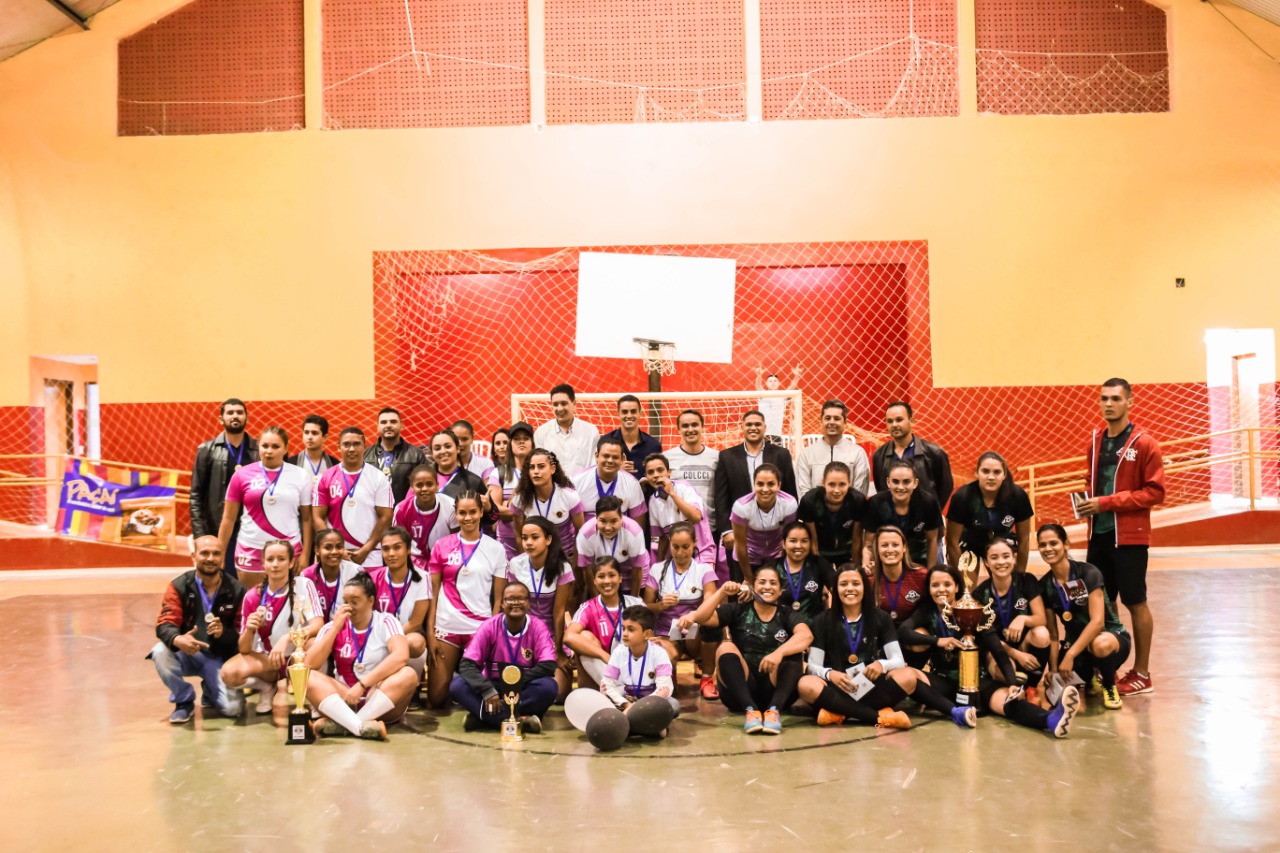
56;460;179;550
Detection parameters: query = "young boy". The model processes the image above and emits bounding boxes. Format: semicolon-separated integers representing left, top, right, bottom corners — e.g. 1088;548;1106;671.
601;606;681;726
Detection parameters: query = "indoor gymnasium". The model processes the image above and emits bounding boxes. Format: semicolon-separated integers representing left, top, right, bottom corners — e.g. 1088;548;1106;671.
1;0;1278;849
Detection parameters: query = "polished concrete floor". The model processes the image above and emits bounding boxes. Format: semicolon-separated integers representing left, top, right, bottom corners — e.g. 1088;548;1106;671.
2;551;1280;852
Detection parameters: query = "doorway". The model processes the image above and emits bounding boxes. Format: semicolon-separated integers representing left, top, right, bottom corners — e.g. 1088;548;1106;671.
1205;330;1277;507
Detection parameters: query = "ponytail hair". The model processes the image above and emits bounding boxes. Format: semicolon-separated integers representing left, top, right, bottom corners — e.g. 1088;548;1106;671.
260;538;298;628
520;515;567;585
344;570;378;601
381;525;422;583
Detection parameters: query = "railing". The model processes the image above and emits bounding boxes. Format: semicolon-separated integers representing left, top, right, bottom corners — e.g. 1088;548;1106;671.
1016;427;1280;515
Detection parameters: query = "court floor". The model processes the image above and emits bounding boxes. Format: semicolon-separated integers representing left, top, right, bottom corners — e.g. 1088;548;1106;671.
2;551;1279;852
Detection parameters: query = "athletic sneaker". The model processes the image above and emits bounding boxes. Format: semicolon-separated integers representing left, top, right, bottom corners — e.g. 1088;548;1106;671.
1117;670;1154;696
313;718;346;738
522;715;542;735
254;679;277;714
1102;684;1123;710
169;704;194;724
1088;674;1104;696
1046;685;1080;738
700;676;719;701
951;706;978;728
743;709;764;734
816;709;845;727
876;708;912;729
358;721;388;741
463;713;482;732
761;709;782;735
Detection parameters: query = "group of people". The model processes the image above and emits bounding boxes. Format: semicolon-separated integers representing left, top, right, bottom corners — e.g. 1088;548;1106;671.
156;377;1163;742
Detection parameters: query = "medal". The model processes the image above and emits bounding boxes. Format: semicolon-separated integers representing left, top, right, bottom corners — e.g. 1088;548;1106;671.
261;462;284;506
842;614;865;665
354;662;366;675
782;561;805;610
883;570;905;621
226;438;246;472
1062;612;1073;622
341;468;362;511
350;622;373;675
346;499;357;508
204;613;216;625
266;496;276;505
848;653;859;664
1054;569;1076;624
382;467;391;477
234;465;242;471
890;610;898;620
791;601;801;611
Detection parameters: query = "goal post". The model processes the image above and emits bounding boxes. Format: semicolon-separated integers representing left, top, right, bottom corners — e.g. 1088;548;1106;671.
512;390;804;451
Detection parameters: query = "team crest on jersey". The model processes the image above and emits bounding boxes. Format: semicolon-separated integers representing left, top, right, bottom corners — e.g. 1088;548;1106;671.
555;511;564;519
1002;515;1015;527
773;629;789;642
805;580;819;592
912;523;925;533
1123;448;1138;462
842;520;853;529
621;550;629;557
1015;598;1028;610
905;590;921;602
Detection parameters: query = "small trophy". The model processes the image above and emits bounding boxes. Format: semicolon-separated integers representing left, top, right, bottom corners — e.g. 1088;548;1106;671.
500;665;523;743
941;560;996;707
285;627;315;745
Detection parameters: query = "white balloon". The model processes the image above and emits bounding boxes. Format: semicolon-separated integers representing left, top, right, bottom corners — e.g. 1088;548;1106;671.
564;688;614;732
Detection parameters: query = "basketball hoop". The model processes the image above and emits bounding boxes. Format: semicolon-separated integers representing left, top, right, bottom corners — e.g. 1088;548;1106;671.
634;337;677;376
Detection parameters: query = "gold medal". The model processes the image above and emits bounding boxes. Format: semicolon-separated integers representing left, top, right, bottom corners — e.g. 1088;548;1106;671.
791;601;801;611
848;653;858;664
1062;612;1073;622
382;467;391;477
234;464;242;471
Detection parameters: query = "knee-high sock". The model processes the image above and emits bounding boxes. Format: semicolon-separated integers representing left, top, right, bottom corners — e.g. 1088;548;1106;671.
981;630;1018;685
1030;644;1050;670
872;678;908;709
769;660;802;710
357;689;395;722
1002;698;1050;730
318;695;364;736
716;656;755;711
911;679;957;715
816;684;879;725
1095;648;1120;688
580;656;608;685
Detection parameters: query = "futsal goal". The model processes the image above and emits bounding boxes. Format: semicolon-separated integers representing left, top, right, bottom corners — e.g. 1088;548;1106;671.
512;390;804;452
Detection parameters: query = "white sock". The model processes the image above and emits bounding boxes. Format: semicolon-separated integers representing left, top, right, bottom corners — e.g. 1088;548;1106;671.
356;689;395;722
580;656;607;685
318;695;364;736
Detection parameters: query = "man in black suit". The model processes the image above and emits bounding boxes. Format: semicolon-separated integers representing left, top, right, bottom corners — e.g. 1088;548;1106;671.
714;409;797;562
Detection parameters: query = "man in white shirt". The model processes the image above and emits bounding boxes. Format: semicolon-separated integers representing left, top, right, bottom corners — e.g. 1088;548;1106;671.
795;399;873;500
533;383;600;476
663;409;720;533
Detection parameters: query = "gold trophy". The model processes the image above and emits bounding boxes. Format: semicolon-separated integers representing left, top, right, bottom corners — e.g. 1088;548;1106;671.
500;665;523;743
941;554;996;707
286;627;315;745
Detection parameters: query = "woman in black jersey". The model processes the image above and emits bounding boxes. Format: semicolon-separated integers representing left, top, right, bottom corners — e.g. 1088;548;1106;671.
944;451;1034;571
899;564;1080;737
678;565;812;736
797;564;966;729
973;537;1050;685
770;522;834;624
797;461;866;565
1037;523;1132;711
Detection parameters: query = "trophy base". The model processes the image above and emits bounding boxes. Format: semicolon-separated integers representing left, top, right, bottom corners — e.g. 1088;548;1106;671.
286;707;315;745
501;719;524;742
955;690;978;707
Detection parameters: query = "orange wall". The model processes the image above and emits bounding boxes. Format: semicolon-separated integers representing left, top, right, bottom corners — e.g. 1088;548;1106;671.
0;0;1277;408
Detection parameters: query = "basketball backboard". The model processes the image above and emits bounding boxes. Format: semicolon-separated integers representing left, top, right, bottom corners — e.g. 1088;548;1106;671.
575;252;735;363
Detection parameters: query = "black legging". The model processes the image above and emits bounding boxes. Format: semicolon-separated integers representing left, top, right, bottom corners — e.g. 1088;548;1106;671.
717;654;803;712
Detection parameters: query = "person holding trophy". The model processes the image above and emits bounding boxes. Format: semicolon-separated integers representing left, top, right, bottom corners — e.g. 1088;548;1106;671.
305;571;418;740
451;583;558;733
220;539;324;713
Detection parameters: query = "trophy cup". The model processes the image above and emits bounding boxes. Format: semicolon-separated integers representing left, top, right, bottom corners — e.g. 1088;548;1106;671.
941;557;996;706
500;665;523;743
285;627;315;745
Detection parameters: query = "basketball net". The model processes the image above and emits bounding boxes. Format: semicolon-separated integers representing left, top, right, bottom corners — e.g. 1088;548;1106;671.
635;338;677;377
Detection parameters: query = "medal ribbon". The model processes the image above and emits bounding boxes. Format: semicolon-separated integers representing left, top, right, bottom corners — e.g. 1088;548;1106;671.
599;530;620;559
529;561;546;599
534;484;557;519
502;620;529;667
595;473;618;498
261;463;283;500
196;579;214;616
1054;568;1075;614
350;620;373;667
226;438;245;468
783;559;805;604
626;644;650;697
842;614;865;661
387;572;410;616
341;468;362;502
883;571;905;613
458;539;479;573
307;456;323;477
670;561;692;595
599;596;623;646
319;569;340;617
381;450;395;471
993;582;1016;627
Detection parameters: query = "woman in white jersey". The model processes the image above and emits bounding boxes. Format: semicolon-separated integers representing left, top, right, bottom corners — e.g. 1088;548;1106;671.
218;426;312;586
221;539;323;713
499;516;575;698
305;571;417;740
493;425;533;558
370;527;431;668
510;448;585;572
424;491;507;709
642;522;720;699
730;463;799;585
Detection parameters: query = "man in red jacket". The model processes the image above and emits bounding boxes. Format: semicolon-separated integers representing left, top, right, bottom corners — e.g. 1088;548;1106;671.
1074;378;1165;699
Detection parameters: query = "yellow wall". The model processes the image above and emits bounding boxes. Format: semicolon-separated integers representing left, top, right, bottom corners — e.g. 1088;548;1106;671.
0;0;1277;407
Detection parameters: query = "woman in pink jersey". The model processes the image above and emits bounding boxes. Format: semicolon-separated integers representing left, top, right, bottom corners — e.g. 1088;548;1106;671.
498;517;575;698
305;571;417;740
370;527;431;666
642;522;720;699
565;557;643;688
218;426;312;586
300;528;363;621
393;463;458;571
510;449;585;570
730;463;799;585
221;540;323;713
424;491;508;709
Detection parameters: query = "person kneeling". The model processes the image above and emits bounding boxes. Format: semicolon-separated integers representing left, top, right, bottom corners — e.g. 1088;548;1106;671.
600;606;681;733
304;571;418;740
450;583;557;733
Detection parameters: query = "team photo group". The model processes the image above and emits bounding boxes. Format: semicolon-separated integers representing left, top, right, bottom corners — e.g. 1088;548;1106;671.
155;376;1164;747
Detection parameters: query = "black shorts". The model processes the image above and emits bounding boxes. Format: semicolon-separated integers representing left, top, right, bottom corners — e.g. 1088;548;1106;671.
1086;536;1149;606
928;673;1000;713
1067;630;1132;671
